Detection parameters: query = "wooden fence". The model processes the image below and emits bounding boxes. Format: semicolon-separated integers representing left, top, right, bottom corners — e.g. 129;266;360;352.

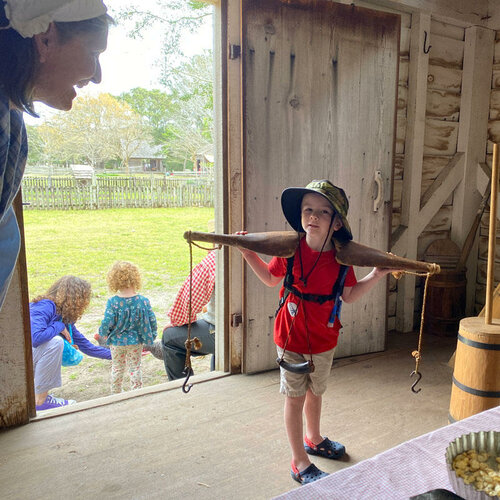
22;177;214;210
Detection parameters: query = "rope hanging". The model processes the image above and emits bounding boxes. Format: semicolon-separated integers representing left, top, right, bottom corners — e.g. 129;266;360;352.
393;266;439;393
182;231;219;393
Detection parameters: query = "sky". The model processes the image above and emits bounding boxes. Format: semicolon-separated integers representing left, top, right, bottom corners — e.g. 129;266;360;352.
29;0;213;121
99;0;213;95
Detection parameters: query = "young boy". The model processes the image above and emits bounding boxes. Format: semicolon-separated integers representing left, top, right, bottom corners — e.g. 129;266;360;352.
238;179;396;485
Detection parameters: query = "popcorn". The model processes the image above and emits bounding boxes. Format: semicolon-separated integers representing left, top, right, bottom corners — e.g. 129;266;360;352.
452;450;500;497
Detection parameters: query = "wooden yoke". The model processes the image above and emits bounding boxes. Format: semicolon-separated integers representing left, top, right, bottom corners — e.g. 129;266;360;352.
334;239;440;274
184;231;299;258
184;230;440;274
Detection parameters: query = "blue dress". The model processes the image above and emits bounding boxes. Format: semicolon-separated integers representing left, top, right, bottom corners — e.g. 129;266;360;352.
99;295;158;346
0;91;28;308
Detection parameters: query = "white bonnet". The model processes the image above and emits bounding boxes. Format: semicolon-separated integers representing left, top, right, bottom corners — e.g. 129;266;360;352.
2;0;107;38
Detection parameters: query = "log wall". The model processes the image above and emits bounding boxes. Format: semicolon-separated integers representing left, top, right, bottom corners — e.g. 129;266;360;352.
476;31;500;313
389;6;497;331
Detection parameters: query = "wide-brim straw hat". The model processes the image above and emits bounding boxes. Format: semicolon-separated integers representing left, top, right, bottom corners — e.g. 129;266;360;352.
281;179;353;241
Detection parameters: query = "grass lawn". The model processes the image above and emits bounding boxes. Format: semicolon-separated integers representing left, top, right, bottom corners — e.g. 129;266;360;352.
23;207;214;402
24;207;214;300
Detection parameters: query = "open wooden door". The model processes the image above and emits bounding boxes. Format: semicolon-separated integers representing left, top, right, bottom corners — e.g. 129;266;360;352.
237;0;400;372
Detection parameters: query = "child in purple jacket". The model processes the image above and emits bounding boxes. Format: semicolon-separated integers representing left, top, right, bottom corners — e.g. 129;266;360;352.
30;276;111;411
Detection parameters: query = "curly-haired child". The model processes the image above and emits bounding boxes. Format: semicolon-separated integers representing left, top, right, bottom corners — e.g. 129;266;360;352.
99;261;157;393
30;276;111;411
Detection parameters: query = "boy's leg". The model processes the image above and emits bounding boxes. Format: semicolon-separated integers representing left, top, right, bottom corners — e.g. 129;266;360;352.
304;390;323;444
127;344;143;390
278;346;315;471
284;394;311;472
110;345;126;394
303;347;336;443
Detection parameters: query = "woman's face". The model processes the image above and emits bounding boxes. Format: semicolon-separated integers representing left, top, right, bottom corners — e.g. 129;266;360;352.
32;23;108;111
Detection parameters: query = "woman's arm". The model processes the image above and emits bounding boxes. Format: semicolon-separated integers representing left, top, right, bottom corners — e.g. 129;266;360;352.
342;267;394;304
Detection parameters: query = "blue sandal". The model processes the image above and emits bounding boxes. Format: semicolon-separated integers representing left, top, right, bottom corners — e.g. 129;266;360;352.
304;436;345;459
291;462;328;485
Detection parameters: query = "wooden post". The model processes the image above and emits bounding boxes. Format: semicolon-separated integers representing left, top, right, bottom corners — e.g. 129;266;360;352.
485;143;499;324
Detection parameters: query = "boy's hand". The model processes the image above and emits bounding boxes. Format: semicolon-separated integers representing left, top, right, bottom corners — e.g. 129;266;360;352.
234;231;254;257
373;267;403;278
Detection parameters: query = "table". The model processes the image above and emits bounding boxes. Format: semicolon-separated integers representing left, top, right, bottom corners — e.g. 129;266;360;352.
273;405;500;500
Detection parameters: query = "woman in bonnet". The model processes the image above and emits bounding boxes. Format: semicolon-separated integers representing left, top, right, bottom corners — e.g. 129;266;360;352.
0;0;112;309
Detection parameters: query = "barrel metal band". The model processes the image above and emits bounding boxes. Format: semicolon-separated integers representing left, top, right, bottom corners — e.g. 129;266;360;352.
458;333;500;351
452;375;500;398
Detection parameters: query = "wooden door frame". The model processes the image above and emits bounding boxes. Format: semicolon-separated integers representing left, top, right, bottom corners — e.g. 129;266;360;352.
0;191;35;428
224;0;245;373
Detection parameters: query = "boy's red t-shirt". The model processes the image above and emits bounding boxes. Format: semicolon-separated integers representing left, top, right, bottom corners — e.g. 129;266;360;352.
268;237;357;354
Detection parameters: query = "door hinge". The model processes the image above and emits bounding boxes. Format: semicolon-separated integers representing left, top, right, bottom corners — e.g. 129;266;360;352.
231;313;243;327
229;44;241;60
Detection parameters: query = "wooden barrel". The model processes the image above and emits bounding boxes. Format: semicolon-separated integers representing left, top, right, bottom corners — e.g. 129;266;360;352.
449;316;500;422
423;269;466;337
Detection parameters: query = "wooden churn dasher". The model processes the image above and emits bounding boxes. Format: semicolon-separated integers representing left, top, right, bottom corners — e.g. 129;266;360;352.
449;143;500;422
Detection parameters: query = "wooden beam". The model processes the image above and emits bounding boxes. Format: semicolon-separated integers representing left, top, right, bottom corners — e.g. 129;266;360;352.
477;161;491;199
391;224;407;254
214;1;229;374
454;26;495;315
479;161;491;178
416;152;464;235
226;0;243;373
420;152;464;206
340;0;489;27
395;12;430;333
0;192;34;427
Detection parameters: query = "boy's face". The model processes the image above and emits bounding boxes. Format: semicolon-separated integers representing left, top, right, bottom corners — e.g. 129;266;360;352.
301;193;343;240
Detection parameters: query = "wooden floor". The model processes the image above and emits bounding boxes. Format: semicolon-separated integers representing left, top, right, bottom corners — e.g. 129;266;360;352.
0;332;457;500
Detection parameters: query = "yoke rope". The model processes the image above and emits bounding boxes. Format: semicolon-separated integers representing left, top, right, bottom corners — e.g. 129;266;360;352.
182;231;220;392
393;266;439;391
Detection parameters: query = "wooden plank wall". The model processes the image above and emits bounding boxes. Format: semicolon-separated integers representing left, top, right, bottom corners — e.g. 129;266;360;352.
389;16;465;330
477;31;500;313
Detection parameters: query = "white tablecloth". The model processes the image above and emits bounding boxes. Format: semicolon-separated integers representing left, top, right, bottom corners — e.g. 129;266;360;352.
273;406;500;500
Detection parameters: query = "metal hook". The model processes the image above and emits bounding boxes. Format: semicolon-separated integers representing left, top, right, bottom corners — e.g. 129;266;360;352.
410;370;422;393
423;31;431;54
182;367;194;393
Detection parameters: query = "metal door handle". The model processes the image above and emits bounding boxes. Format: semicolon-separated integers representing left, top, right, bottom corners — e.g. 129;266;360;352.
373;170;383;212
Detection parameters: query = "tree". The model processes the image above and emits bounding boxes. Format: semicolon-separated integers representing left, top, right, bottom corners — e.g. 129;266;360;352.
119;88;177;144
28;93;151;170
117;1;213;71
26;125;49;166
116;2;214;171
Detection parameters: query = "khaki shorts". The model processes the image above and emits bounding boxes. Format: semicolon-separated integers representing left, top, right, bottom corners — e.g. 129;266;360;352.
277;346;336;397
